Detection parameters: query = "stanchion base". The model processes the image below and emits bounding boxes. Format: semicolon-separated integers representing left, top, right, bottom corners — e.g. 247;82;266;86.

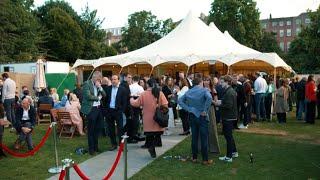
48;166;62;174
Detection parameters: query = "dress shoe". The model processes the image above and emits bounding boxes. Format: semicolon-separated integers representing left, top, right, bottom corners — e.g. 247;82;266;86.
202;159;214;166
109;145;117;151
148;147;156;158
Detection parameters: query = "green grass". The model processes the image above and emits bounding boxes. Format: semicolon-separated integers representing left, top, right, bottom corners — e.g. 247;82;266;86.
0;124;110;179
131;111;320;180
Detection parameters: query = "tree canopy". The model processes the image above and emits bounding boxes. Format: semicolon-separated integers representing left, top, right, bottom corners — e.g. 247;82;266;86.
121;11;175;51
208;0;262;50
287;6;320;73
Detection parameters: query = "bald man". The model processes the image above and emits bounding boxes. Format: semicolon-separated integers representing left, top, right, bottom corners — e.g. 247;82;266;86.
14;98;36;150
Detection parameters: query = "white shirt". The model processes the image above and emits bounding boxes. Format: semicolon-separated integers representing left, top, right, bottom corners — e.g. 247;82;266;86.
254;76;268;93
177;86;189;110
92;81;101;107
129;82;144;97
22;107;30;121
2;78;16;102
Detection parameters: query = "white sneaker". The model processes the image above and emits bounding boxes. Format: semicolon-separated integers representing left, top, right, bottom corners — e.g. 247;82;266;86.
238;124;248;129
232;152;239;158
219;156;232;162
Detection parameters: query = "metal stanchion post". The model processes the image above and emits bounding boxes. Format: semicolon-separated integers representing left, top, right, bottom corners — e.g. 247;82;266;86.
48;122;62;173
122;133;129;180
62;159;73;180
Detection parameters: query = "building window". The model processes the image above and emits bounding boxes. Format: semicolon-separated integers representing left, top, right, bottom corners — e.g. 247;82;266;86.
279;21;284;26
262;23;267;29
296;19;301;25
118;29;121;35
286;20;291;26
279;42;284;51
287;41;291;51
296;27;301;35
272;21;277;27
279;30;284;37
305;18;311;24
286;29;292;37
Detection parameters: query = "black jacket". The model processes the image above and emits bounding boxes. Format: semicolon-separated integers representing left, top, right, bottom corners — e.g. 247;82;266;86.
15;106;36;132
104;85;128;112
220;86;238;121
38;96;54;107
296;79;306;100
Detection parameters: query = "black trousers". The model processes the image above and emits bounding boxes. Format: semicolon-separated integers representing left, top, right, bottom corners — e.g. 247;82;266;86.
265;93;273;120
87;107;103;152
277;113;286;123
127;106;141;139
306;101;316;124
317;101;320;119
222;120;237;158
243;101;252;126
107;109;124;146
179;109;189;132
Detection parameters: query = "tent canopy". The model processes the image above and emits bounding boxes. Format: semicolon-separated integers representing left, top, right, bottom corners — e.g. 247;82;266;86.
73;11;293;72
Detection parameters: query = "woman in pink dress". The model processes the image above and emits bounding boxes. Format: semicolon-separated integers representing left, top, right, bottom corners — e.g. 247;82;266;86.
130;78;168;158
65;93;85;135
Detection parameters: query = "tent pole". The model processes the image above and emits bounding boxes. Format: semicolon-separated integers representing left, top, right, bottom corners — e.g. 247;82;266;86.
56;70;71;91
186;66;190;75
149;67;154;78
227;66;230;75
87;68;96;81
272;68;277;121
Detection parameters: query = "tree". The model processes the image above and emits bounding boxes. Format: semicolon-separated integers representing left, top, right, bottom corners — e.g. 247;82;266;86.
121;11;175;51
0;0;42;62
208;0;262;49
259;31;282;54
42;7;84;62
79;4;107;59
287;7;320;73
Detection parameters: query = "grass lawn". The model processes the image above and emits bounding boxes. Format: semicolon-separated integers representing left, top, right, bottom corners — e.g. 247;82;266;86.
131;111;320;180
0;124;110;179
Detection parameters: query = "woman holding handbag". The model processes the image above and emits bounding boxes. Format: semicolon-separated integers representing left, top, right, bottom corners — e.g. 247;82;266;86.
130;78;168;158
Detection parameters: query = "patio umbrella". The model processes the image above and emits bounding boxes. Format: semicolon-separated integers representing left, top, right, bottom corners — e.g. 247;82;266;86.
34;58;47;92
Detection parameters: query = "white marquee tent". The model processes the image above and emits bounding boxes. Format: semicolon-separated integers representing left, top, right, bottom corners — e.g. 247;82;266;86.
72;11;293;73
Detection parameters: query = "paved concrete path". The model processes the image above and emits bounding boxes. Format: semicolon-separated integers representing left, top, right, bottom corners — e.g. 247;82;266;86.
48;126;187;180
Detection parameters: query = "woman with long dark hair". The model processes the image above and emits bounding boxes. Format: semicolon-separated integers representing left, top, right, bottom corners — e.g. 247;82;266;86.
203;76;220;154
130;78;168;158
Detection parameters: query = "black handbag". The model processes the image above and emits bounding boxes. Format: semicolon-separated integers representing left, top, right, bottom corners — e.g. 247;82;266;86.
154;99;169;128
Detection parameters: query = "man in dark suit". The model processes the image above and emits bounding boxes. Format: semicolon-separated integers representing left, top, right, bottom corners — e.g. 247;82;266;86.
105;75;128;151
14;98;36;150
38;89;54;107
81;71;106;155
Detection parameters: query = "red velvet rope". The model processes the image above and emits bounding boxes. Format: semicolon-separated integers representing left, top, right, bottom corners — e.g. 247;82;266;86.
103;142;125;180
59;169;66;180
0;126;52;158
73;164;90;180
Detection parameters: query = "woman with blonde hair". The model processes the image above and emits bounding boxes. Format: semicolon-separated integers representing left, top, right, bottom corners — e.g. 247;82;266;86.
65;93;85;135
50;88;59;103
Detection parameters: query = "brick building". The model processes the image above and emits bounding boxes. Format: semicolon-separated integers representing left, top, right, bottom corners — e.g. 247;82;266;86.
260;12;311;53
105;27;123;45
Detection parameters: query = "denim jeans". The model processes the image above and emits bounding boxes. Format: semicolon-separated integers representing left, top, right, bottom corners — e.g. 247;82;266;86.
189;113;209;161
4;98;16;128
296;100;305;120
254;93;266;121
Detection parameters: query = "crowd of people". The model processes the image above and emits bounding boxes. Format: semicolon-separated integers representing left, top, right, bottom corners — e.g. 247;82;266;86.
0;71;318;165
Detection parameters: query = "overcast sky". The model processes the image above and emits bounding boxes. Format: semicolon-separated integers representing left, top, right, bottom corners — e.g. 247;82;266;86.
34;0;320;29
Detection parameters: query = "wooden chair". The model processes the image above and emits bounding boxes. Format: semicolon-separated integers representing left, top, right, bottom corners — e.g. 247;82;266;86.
57;111;76;138
37;104;52;125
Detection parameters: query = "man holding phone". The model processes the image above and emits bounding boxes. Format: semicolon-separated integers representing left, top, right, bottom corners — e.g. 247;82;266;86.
81;71;106;155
